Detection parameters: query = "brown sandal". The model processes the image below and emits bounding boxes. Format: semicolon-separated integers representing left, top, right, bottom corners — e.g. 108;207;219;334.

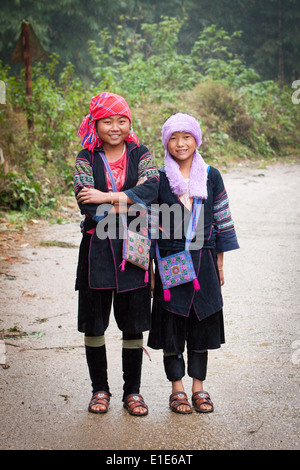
88;391;110;414
169;392;192;414
192;391;214;413
123;393;148;416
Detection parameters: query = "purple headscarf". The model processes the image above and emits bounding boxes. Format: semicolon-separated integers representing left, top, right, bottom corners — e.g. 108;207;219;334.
162;113;208;199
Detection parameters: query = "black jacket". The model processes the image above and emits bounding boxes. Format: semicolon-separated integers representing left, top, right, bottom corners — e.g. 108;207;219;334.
74;143;159;292
152;166;239;319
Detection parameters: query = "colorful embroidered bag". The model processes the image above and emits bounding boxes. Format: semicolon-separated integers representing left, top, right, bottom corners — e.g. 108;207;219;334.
99;152;150;280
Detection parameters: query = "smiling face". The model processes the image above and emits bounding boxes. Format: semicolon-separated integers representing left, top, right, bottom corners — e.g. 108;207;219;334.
167;131;197;164
96;115;131;148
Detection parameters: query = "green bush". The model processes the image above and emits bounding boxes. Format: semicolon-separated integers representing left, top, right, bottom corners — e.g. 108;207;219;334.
0;18;299;221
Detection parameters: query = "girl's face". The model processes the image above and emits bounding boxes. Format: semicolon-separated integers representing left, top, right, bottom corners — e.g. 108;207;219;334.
167;132;197;163
96;115;131;147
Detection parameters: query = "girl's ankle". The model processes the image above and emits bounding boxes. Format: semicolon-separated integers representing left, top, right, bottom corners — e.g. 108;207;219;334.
192;379;204;394
172;380;185;394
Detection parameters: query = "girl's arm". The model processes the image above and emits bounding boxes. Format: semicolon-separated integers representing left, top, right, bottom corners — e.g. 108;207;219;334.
74;150;135;220
212;169;239;287
123;146;159;206
74;150;101;219
76;187;134;205
212;169;239;254
77;175;149;214
76;174;148;206
217;252;224;286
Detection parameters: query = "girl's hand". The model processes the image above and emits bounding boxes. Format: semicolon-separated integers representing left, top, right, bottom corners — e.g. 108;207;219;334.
217;252;224;286
77;187;108;204
136;176;147;186
218;268;224;286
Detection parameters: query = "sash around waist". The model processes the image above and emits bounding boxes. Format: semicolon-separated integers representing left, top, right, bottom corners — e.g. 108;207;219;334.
156;238;216;252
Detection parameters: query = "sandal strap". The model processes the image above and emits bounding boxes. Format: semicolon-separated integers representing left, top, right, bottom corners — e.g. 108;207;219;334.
90;391;110;407
124;393;148;411
169;392;191;409
192;391;213;407
170;391;188;402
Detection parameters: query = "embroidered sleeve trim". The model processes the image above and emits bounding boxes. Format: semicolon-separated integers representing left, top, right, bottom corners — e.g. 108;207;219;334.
213;190;235;233
74;156;94;195
138;151;159;181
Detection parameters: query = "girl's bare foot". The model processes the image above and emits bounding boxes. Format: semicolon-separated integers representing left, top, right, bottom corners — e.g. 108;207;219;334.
192;379;213;411
88;391;110;414
171;380;192;413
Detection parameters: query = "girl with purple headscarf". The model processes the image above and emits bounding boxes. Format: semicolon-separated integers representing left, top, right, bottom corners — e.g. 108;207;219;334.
148;113;239;414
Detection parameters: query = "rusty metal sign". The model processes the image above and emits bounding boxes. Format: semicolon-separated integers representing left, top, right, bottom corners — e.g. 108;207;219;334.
11;20;48;64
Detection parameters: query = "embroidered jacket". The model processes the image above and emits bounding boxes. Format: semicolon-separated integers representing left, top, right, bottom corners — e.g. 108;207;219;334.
153;166;239;319
74;143;159;292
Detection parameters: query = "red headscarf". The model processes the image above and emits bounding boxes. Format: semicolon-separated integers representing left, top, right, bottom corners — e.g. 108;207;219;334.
78;92;139;151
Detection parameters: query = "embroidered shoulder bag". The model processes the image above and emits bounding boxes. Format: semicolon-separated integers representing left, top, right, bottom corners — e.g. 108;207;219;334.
99;151;151;279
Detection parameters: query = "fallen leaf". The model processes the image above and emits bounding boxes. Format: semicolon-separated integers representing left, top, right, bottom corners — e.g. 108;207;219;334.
22;291;37;298
59;394;69;402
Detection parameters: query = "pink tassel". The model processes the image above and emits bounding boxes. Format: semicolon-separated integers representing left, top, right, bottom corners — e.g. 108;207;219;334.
120;260;126;271
142;346;152;361
193;278;200;291
144;270;149;283
164;289;171;301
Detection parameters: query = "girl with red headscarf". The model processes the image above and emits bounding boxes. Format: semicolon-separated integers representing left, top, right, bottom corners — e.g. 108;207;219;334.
74;92;159;416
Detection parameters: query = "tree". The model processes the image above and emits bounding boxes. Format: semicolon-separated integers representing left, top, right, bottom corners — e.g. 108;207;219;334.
1;0;299;82
0;0;137;81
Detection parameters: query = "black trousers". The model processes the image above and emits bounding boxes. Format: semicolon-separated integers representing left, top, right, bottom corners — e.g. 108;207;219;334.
85;332;143;400
163;350;208;382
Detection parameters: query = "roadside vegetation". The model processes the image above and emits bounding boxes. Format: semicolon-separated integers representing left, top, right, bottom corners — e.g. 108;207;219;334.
0;18;299;223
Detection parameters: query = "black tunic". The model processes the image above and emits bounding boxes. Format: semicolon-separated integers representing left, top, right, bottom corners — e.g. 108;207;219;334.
74;142;159;292
73;142;159;335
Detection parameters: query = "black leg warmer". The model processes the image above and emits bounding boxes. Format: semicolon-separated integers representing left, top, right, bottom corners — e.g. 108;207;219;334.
85;344;110;395
122;332;143;401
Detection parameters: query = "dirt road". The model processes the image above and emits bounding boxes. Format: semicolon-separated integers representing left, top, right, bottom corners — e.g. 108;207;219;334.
0;163;299;452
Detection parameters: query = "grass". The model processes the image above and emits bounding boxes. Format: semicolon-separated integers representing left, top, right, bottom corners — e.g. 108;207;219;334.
38;240;78;248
